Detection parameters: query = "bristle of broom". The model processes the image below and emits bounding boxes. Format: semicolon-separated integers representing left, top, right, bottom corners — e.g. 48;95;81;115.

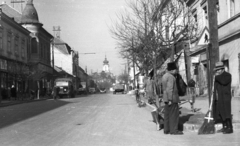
198;120;215;135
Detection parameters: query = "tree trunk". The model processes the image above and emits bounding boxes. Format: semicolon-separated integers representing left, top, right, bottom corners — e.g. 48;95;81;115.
184;42;191;83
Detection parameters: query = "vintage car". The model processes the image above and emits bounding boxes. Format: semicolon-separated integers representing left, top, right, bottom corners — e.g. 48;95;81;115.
54;78;75;98
113;84;125;94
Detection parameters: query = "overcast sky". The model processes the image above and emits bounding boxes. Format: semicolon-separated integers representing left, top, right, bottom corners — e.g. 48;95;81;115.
2;0;129;75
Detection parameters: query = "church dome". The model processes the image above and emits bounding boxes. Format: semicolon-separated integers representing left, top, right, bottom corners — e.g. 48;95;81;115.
21;0;41;24
103;57;109;64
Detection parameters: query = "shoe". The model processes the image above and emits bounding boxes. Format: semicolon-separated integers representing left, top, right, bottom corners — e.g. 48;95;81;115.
164;131;170;134
170;131;183;135
217;128;226;133
223;128;233;134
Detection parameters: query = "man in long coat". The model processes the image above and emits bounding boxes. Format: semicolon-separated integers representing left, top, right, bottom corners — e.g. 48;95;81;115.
162;62;183;135
213;61;233;134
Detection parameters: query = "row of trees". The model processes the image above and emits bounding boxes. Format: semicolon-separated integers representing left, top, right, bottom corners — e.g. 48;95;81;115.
110;0;200;81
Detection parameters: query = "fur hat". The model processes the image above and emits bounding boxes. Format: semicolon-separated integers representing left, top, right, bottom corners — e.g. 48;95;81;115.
214;61;225;71
167;62;177;71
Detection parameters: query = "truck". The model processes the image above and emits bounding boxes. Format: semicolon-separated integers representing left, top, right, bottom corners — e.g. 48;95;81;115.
54;78;75;98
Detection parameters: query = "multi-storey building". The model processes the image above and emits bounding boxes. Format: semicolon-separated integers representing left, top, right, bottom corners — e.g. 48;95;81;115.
186;0;240;95
0;0;54;98
51;36;80;90
0;5;30;100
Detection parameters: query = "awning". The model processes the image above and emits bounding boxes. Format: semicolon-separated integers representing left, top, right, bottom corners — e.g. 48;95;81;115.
189;44;207;56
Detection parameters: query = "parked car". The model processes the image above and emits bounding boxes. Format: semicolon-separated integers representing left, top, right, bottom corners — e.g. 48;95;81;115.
89;87;96;94
99;87;107;93
113;84;124;94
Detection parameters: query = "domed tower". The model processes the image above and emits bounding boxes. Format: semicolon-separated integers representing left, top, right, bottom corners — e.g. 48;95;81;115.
102;55;110;73
20;0;42;41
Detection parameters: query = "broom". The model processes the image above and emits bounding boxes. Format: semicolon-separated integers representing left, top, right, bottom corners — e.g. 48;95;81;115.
198;75;216;135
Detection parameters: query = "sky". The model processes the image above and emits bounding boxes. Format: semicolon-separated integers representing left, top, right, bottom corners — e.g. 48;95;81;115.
2;0;129;75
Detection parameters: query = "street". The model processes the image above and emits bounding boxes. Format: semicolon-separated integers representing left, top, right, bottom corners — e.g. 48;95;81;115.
0;93;239;146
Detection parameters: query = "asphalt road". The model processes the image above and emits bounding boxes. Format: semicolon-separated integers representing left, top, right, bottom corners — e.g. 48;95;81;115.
0;93;239;146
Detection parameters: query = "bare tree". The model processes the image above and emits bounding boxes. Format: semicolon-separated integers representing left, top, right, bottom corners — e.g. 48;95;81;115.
110;0;200;77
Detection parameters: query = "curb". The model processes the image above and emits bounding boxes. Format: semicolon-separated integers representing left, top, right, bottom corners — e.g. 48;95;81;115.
183;123;240;132
0;98;49;108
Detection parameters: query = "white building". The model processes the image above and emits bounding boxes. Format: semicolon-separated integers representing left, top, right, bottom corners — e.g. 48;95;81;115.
51;37;73;76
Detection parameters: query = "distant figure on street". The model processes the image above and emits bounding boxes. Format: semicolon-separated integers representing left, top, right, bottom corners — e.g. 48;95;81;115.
52;86;59;100
213;61;233;134
188;78;196;111
162;62;183;135
10;85;17;100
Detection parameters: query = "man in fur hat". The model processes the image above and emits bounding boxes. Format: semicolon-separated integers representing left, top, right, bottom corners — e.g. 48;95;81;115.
213;61;233;134
162;62;183;135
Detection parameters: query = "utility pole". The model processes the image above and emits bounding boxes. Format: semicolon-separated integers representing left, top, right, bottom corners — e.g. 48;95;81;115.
132;37;136;89
207;0;219;103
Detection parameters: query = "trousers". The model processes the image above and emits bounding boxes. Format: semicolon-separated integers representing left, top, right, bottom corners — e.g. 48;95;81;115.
164;103;179;133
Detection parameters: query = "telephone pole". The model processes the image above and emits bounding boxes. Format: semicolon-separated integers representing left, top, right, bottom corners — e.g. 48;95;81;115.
207;0;219;103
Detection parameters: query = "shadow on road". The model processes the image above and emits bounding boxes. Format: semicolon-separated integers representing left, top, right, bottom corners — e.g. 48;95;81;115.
0;100;70;129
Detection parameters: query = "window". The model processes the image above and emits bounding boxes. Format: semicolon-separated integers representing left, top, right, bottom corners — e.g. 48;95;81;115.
230;0;235;17
0;31;2;50
14;36;19;55
7;34;11;52
31;38;38;53
21;39;25;58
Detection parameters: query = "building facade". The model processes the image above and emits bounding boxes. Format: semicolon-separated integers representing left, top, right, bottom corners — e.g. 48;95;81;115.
186;0;240;95
20;0;53;96
0;7;30;99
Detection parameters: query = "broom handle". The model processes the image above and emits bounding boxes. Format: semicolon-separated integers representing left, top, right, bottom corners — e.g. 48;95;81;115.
209;75;215;111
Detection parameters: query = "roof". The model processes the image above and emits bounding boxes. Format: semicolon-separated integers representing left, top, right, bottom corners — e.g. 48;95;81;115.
53;37;72;54
0;3;22;23
21;0;42;25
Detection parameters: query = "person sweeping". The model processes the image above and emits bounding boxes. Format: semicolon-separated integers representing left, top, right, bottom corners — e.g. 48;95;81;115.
213;61;233;134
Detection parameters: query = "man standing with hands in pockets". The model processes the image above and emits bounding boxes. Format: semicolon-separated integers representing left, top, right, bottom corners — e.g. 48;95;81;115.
162;62;183;135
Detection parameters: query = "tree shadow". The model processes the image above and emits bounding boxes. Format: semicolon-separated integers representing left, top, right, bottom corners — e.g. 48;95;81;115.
178;114;194;131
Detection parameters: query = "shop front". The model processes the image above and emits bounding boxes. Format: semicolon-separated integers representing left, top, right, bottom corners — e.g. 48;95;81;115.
0;58;29;100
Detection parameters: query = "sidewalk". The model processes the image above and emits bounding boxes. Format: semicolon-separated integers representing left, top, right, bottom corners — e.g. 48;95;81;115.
128;90;240;132
180;95;240;132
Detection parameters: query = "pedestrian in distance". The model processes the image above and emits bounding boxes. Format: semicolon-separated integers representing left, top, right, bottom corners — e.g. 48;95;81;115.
187;78;196;112
10;85;17;100
213;61;233;134
52;86;58;100
162;62;183;135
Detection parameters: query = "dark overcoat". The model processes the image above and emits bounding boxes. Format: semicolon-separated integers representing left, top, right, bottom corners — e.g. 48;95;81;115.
213;71;232;121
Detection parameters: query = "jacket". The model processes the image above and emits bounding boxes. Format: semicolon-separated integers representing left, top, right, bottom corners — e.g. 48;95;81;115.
162;72;179;103
213;71;232;120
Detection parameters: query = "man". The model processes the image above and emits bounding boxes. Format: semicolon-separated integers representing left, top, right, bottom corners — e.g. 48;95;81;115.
213;61;233;134
162;62;183;135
